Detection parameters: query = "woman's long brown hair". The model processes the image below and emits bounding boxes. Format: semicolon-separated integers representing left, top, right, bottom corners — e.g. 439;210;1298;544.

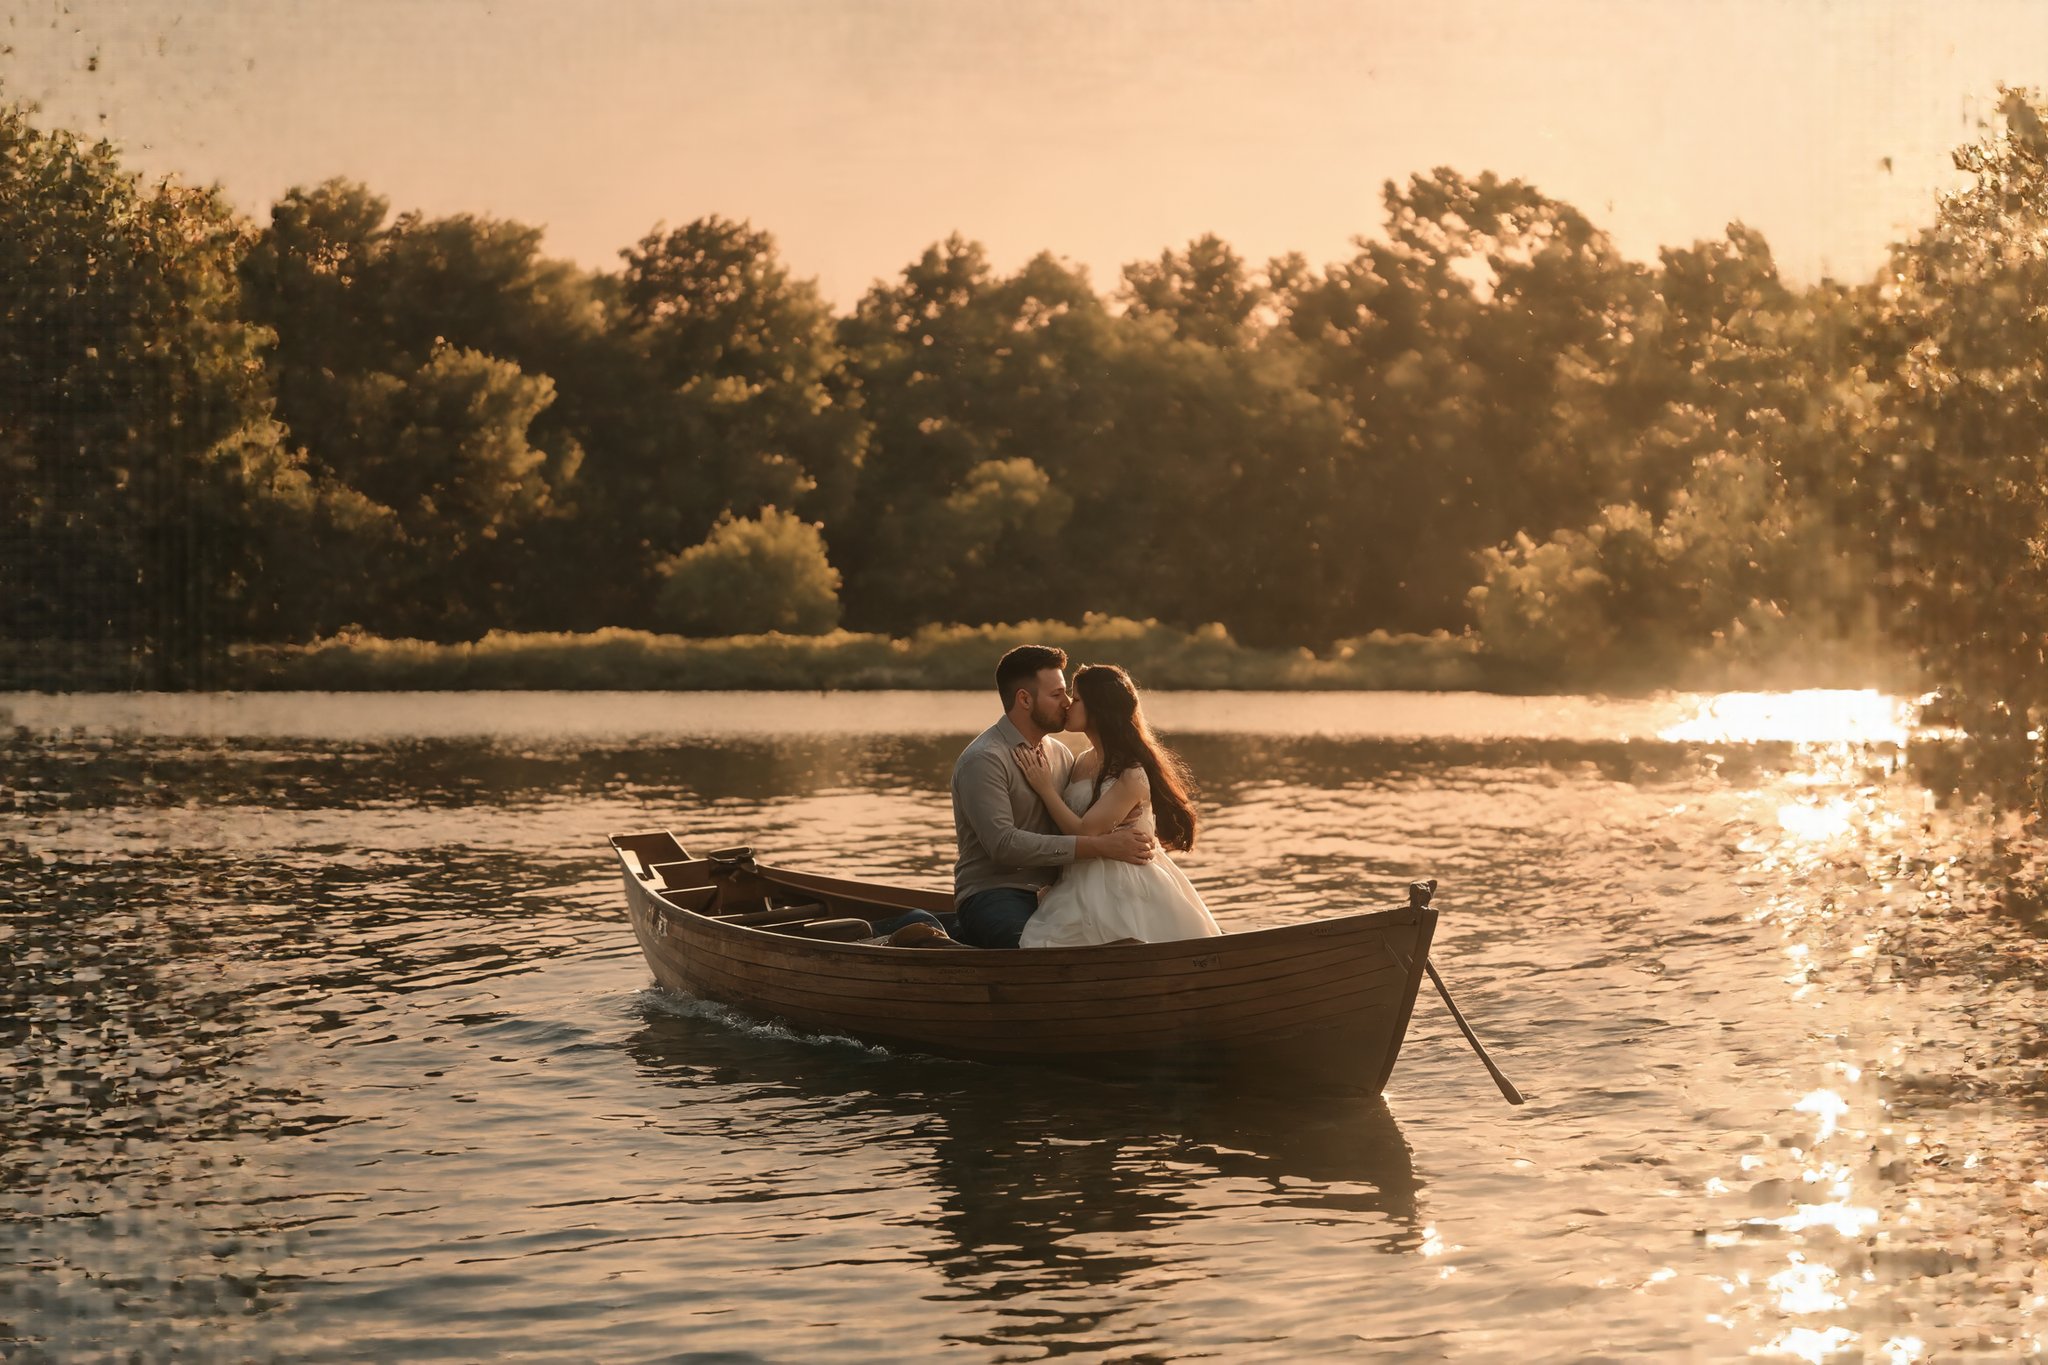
1074;664;1199;851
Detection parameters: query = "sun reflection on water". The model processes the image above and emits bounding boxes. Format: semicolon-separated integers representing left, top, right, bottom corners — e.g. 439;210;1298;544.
1714;1058;1899;1358
1768;1256;1846;1314
1794;1090;1849;1142
1775;1201;1880;1238
1658;690;1918;746
1754;1324;1860;1362
1775;797;1861;844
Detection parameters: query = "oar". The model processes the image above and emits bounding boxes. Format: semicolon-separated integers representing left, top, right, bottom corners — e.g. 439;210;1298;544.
1409;881;1525;1106
1422;958;1525;1105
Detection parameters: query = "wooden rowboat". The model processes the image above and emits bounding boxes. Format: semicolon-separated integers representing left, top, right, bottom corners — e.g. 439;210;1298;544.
610;828;1443;1094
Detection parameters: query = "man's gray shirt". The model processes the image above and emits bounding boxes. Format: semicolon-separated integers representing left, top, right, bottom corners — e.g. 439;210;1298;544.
951;716;1078;903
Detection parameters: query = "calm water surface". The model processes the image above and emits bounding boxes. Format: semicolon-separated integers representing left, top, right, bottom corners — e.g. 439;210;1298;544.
3;690;2044;1362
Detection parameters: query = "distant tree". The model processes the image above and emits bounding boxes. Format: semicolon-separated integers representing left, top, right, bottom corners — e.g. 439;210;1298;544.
834;235;1370;644
1873;86;2048;736
931;456;1076;572
7;91;1968;682
1120;234;1268;347
1467;232;1885;684
241;180;602;634
369;208;606;510
239;178;398;376
0;101;363;679
1596;225;1813;514
1469;436;1840;681
377;210;608;364
242;179;607;445
1272;170;1644;631
301;346;561;636
617;216;865;539
833;239;1109;627
1012;306;1360;646
319;347;555;550
655;507;842;636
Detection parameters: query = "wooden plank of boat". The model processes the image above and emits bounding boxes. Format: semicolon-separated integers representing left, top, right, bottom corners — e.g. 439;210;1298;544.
671;935;1405;1010
644;917;1412;1046
610;828;1438;1093
661;931;1409;1028
670;946;1409;1032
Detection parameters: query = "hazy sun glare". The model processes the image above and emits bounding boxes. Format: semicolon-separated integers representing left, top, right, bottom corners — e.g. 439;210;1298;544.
1658;691;1916;746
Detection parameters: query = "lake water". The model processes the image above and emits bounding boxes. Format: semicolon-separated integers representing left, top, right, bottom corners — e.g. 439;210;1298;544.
3;690;2043;1362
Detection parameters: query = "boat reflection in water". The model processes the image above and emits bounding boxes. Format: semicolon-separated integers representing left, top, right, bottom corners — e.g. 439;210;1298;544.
618;998;1423;1312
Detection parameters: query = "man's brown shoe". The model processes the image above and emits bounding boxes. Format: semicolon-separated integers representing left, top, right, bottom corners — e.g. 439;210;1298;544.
886;922;960;948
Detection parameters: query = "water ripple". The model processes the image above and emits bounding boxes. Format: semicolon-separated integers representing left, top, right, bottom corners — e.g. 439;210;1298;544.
2;693;2043;1360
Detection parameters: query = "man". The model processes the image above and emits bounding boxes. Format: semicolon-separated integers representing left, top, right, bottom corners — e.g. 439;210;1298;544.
950;643;1156;948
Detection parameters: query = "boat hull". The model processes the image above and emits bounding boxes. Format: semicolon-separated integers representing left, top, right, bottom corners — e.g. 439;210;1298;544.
613;831;1437;1094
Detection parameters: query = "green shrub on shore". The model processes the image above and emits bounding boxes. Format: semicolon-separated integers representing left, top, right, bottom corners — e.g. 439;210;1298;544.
215;617;1490;692
655;509;844;637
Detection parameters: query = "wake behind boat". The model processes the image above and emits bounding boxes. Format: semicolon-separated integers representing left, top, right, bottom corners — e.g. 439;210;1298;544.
610;828;1453;1094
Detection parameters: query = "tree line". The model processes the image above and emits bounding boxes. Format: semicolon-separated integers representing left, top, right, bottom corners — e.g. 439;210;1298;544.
5;89;2048;742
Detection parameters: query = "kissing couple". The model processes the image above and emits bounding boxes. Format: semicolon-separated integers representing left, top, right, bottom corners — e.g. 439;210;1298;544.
946;644;1221;949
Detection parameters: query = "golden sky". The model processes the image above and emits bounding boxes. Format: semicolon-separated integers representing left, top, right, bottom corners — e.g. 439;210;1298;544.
5;0;2043;306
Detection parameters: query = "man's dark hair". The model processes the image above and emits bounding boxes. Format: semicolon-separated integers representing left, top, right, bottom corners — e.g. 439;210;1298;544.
996;644;1067;709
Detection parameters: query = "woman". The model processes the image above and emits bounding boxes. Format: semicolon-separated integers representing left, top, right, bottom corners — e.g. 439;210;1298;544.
1012;663;1221;948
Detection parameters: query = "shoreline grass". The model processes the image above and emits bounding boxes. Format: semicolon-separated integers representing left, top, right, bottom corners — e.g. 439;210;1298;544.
3;617;1918;695
218;619;1496;692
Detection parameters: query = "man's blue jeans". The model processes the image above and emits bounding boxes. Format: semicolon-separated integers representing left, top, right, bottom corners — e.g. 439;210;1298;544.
955;886;1039;949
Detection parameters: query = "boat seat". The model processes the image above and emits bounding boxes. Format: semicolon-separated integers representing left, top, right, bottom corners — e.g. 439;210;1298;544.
649;859;713;891
612;830;689;878
662;886;719;913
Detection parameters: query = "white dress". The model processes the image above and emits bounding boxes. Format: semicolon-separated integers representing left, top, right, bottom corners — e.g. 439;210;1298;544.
1018;768;1222;948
